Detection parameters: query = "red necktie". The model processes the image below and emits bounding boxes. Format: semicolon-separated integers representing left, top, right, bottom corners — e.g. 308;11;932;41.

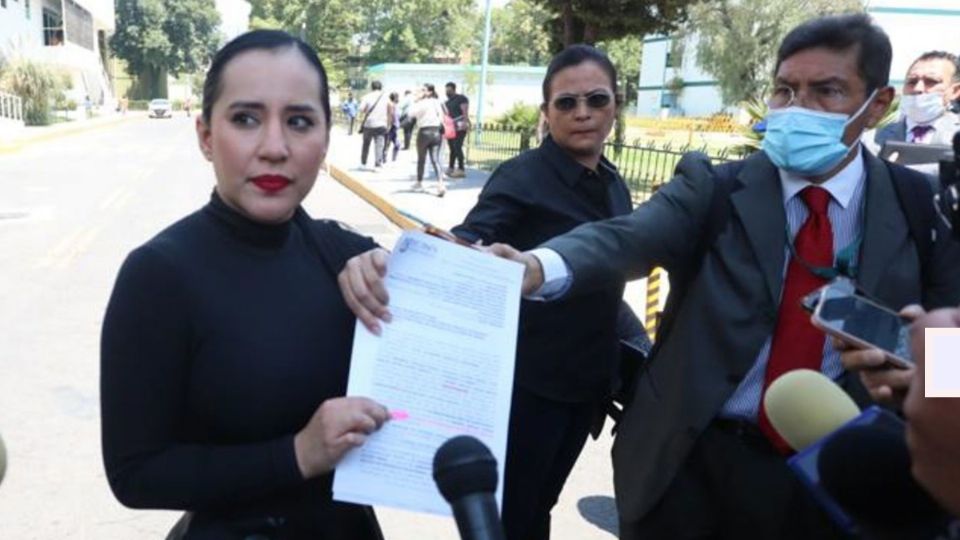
758;186;833;453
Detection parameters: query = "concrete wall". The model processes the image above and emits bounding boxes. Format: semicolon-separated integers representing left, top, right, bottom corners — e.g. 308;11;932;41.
636;35;725;118
0;0;44;58
867;1;960;89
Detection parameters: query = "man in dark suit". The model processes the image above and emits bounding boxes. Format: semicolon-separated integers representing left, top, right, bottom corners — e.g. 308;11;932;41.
868;51;960;151
489;14;960;539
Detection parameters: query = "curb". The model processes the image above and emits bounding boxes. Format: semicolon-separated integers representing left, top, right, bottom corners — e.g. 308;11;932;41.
328;163;418;230
0;114;139;155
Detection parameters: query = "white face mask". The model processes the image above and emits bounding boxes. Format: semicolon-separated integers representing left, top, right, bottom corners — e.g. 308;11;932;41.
900;92;946;124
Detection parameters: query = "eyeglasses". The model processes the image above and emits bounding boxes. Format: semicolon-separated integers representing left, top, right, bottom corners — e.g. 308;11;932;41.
551;91;613;111
767;84;851;110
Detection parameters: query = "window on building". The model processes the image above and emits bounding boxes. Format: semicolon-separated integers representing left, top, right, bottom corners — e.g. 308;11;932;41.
665;41;685;69
43;8;64;46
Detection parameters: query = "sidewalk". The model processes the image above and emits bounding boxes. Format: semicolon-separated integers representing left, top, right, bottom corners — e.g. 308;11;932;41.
326;126;487;232
0;111;145;153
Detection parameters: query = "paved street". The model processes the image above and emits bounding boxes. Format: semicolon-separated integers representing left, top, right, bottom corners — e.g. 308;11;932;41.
0;117;618;539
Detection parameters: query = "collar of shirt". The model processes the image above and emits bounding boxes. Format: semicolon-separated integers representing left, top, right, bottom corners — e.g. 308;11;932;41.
778;146;865;209
540;135;619;188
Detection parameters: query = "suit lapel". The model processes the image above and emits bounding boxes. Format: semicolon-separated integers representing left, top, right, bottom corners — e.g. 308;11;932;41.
894;119;908;142
933;113;960;145
857;152;907;295
729;152;786;304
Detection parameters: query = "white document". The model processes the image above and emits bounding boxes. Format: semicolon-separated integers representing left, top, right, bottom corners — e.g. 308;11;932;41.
333;231;523;515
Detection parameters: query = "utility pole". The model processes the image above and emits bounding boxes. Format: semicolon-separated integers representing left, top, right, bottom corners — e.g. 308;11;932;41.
476;0;493;136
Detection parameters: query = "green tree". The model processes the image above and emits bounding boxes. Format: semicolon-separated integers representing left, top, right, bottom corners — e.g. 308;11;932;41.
249;0;364;89
532;0;697;49
488;0;552;65
111;0;221;99
359;0;479;64
597;35;643;105
688;0;865;106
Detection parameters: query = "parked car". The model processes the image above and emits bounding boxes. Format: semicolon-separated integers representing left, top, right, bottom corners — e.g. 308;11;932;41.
148;99;172;118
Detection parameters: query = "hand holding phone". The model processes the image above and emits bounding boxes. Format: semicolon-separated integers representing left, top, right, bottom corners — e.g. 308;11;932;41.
810;281;913;369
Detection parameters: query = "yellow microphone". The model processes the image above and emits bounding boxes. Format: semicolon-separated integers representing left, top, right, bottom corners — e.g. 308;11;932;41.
763;369;860;451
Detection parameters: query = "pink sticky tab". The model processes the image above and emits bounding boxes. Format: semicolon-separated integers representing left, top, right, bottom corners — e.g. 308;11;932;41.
390;410;410;421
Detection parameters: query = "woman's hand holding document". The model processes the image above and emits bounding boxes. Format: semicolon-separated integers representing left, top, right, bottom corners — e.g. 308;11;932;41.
333;231;524;515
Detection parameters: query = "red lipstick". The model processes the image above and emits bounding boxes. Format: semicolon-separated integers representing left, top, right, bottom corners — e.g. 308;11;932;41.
251;175;291;193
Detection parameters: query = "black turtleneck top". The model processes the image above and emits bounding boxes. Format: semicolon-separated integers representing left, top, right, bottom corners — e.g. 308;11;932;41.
100;193;376;537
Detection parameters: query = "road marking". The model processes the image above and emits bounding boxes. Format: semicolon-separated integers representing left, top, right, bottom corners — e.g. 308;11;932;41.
98;186;127;211
35;224;102;270
54;224;103;270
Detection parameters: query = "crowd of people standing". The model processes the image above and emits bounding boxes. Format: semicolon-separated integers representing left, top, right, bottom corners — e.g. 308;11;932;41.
341;80;472;197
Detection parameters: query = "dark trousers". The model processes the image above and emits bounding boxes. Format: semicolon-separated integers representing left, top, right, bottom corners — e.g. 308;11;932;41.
361;126;387;166
347;116;356;135
383;126;400;163
415;127;444;182
447;130;467;170
402;122;415;150
619;420;850;540
501;387;595;540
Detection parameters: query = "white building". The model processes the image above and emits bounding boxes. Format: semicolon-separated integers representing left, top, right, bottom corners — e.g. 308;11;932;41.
365;63;546;121
0;0;115;107
635;0;960;118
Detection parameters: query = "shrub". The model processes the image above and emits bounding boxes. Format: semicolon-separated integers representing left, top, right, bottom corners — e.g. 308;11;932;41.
0;60;69;125
495;102;540;130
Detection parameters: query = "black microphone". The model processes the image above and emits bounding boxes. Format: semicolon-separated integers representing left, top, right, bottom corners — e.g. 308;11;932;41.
818;424;959;539
432;435;506;540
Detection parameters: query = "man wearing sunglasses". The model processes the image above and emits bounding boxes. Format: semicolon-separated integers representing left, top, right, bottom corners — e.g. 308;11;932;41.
483;14;960;540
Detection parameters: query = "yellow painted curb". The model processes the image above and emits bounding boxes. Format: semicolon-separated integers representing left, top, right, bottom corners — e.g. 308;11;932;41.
0;114;138;155
328;164;419;230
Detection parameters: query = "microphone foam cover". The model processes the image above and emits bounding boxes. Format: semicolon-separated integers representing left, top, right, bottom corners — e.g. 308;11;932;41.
819;425;942;527
433;435;498;502
763;369;860;451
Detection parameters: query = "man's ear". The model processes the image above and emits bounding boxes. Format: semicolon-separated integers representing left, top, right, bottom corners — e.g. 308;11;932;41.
865;86;896;129
196;115;213;162
947;81;960;103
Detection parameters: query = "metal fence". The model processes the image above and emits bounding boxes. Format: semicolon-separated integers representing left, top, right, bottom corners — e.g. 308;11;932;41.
465;124;750;202
0;92;23;123
329;113;750;201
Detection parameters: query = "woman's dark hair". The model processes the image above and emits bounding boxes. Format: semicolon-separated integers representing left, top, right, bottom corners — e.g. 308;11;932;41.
775;13;892;94
389;92;399;102
542;44;619;103
423;83;438;99
202;29;331;127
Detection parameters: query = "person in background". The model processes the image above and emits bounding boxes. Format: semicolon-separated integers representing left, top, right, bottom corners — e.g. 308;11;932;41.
444;82;470;178
408;84;447;197
399;89;416;150
870;51;960;148
359;81;392;168
448;45;636;540
100;29;389;540
341;93;359;135
382;92;401;164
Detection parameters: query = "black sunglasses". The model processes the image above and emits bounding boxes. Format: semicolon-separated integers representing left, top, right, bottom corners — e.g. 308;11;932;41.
551;91;613;111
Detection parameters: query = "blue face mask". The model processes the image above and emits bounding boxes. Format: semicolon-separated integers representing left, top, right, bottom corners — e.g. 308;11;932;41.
762;90;877;177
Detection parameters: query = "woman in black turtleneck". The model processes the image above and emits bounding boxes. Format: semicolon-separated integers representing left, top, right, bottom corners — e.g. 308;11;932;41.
100;31;389;540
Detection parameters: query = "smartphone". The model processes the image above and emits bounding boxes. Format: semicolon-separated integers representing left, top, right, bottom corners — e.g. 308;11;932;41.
810;284;913;368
